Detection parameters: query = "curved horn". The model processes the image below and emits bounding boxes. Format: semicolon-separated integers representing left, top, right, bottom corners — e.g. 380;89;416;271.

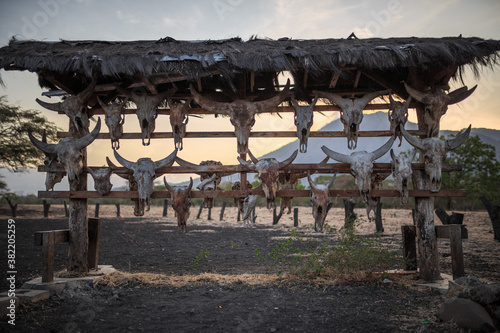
389;94;396;106
254;79;290;113
400;125;425;150
237;156;256;171
113;149;135;170
247;150;260;164
446;125;471;151
356;90;390;108
307;172;319;191
28;131;57;155
279;149;298;169
187;177;193;192
154;149;177;170
409;148;417;162
87;167;97;178
175;156;199;168
310;95;319;108
190;85;231;115
97;96;107;109
326;174;336;188
390;149;396;161
105;166;113;178
405;95;412;108
447;85;477;105
36;98;64;112
404;83;429;104
151;85;178;106
312;90;346;108
321;145;349;163
290;95;300;110
74;118;101;150
163;176;174;192
371;136;395;161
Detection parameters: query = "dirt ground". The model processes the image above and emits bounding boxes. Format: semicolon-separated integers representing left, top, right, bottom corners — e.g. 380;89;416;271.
1;204;499;332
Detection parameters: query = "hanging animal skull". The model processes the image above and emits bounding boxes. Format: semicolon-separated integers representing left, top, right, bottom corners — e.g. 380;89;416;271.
242;194;259;227
401;125;471;192
113;149;177;214
191;79;290;154
313;90;390;149
119;86;177;146
321;136;395;206
388;95;411;146
277;172;304;215
168;99;191;150
390;149;417;204
232;181;253;214
404;83;476;137
238;150;298;209
40;130;66;191
88;167;113;196
291;96;318;153
29;118;101;182
164;177;193;233
107;157;142;216
97;97;127;149
36;78;96;135
308;173;335;232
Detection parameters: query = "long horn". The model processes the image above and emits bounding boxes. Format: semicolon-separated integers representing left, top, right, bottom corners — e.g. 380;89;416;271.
405;95;412;108
76;77;97;103
310;95;319;108
290;95;300;110
113;149;135;170
28;131;57;154
247;150;260;164
190;85;231;115
175;156;199;168
154;149;178;169
151;85;178;106
321;145;349;163
35;98;64;112
307;172;319;191
254;79;290;113
390;149;396;161
74;118;101;150
447;85;477;105
312;90;346;108
237;156;256;170
409;148;417;162
163;176;174;192
371;136;395;161
105;166;113;178
326;174;336;188
87;167;96;178
356;90;390;108
446;125;471;151
279;149;298;169
187;177;193;192
404;83;429;103
400;126;425;150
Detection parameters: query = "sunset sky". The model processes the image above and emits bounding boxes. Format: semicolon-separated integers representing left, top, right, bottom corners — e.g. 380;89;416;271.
1;0;500;193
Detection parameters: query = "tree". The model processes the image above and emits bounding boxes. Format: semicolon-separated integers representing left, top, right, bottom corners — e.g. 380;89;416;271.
0;96;59;170
440;132;500;210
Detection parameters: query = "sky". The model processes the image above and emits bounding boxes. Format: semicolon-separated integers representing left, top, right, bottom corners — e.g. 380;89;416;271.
1;0;500;194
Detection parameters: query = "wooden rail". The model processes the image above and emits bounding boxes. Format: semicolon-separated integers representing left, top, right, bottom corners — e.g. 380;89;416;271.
38;189;467;199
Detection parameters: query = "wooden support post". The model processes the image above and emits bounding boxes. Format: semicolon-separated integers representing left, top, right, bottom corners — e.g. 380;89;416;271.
252;207;256;224
343;198;356;228
162;200;168;217
87;218;100;270
94;203;100;218
401;225;417;271
5;197;17;218
273;207;283;225
63;200;69;217
374;202;384;233
480;196;500;241
436;208;464;225
219;201;226;221
237;209;241;222
196;204;203;219
449;224;465;279
43;200;51;218
208;206;212;220
115;204;120;217
293;208;299;227
42;232;55;283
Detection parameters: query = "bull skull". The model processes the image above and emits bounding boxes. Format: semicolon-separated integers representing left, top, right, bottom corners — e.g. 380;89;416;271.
168;99;191;150
36;78;96;136
388;95;411;147
119;86;177;146
313;90;390;149
107;157;142;216
88;167;113;196
321;136;395;206
404;83;476;137
40;130;66;191
242;194;259;227
113;149;177;214
291;96;318;153
238;149;298;209
390;149;417;204
97;97;127;149
308;173;335;232
191;79;290;154
401;125;471;192
164;177;193;233
29;118;101;182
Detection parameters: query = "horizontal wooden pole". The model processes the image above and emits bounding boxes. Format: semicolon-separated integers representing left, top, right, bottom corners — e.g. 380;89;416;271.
34;229;69;246
38;189;467;199
57;130;427;139
38;163;463;174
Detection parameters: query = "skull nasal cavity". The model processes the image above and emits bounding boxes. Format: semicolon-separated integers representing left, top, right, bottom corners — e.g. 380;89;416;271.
142;119;148;128
301;128;308;137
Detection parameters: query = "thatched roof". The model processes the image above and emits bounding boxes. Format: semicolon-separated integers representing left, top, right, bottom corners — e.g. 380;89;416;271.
1;36;499;101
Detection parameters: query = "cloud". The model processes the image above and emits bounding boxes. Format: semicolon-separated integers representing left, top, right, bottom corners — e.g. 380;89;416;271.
117;10;141;24
161;5;203;32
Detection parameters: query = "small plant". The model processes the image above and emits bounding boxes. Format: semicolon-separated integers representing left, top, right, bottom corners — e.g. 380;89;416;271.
191;249;210;271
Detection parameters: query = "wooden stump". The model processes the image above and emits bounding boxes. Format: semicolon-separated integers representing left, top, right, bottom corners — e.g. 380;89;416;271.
43;200;51;218
94;203;100;218
435;207;464;225
273;207;283;225
293;208;299;227
196;204;203;219
343;198;356;229
162;200;168;217
480;196;500;241
374;202;384;233
63;200;69;217
87;218;100;270
401;225;417;271
115;204;120;217
219;201;226;221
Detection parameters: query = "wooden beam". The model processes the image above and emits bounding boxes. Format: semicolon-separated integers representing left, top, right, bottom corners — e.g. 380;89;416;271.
37;189;467;199
303;70;309;89
197;78;203;92
34;229;70;246
329;73;340;89
250;71;255;92
353;70;362;88
139;74;158;95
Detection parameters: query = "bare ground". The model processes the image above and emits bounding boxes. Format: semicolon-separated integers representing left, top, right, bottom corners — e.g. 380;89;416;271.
1;204;499;332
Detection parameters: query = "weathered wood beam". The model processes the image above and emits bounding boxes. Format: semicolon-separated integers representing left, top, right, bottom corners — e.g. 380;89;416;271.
38;189;467;199
139;74;158;95
329;73;340;89
353;70;361;88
